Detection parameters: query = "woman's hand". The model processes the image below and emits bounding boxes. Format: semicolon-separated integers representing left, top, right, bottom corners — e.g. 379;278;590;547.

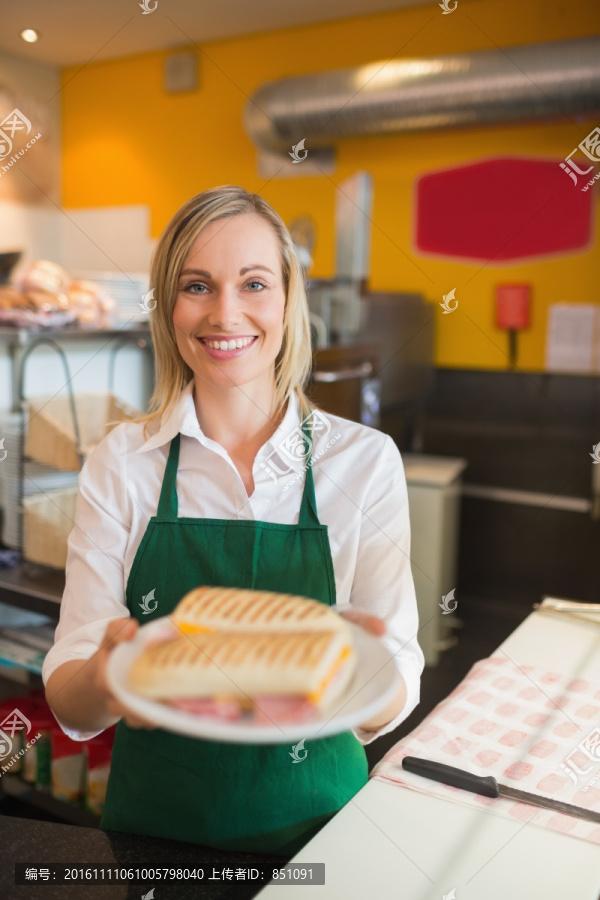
337;608;386;637
337;607;407;734
94;618;156;730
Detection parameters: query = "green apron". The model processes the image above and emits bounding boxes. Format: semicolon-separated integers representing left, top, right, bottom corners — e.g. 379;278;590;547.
100;424;368;855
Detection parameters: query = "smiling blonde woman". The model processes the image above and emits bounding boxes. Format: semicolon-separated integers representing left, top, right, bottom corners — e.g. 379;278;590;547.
140;186;314;439
43;185;424;856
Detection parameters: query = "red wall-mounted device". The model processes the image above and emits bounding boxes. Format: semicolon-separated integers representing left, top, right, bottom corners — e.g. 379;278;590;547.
495;284;531;368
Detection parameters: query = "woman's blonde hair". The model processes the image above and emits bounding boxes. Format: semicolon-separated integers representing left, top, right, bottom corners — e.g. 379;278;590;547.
134;185;314;439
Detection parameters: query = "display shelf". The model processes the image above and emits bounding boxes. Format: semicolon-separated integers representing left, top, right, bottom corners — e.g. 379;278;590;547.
5;322;153;411
0;328;150;832
0;322;151;344
0;564;63;618
0;774;100;827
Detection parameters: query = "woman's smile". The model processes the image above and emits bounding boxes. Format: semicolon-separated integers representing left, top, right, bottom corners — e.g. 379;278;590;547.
196;333;259;359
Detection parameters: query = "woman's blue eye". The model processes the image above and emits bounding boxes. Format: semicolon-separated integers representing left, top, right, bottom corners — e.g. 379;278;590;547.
181;279;266;294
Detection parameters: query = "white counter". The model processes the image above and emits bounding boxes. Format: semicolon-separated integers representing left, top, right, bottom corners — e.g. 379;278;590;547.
257;610;600;900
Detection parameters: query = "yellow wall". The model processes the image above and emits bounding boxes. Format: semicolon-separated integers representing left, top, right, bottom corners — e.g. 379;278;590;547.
61;0;600;371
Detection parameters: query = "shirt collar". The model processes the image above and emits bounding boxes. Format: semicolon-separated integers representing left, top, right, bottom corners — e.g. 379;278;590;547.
137;381;304;456
137;381;199;453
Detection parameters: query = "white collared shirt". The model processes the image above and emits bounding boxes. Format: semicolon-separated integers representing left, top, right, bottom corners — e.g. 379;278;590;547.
42;382;424;746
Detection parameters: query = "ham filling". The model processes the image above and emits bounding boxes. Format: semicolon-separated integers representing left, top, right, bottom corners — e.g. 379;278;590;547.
167;695;316;724
253;696;316;725
168;697;244;721
164;647;350;724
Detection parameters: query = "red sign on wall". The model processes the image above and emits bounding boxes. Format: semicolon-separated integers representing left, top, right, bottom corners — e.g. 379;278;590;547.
415;157;594;262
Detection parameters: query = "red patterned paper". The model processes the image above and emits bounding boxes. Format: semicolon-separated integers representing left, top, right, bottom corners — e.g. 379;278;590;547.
372;657;600;846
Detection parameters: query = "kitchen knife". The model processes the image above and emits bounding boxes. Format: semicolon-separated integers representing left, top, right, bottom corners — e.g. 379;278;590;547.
401;756;600;825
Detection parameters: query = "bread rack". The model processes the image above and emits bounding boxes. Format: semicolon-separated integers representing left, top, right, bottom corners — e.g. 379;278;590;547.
11;333;151;568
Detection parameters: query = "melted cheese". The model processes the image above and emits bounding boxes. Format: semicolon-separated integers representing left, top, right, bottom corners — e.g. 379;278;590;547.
176;621;216;636
307;646;351;705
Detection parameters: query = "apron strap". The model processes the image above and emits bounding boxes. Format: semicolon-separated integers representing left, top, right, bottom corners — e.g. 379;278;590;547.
156;433;180;520
157;422;321;526
297;420;321;528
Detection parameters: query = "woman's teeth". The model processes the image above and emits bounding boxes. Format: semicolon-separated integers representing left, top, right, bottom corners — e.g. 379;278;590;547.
202;337;255;351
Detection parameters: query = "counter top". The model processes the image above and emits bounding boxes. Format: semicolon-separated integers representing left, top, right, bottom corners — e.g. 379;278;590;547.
257;609;600;899
1;814;289;899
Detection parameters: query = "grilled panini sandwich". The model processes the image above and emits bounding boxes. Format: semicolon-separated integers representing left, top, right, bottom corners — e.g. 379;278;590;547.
128;587;356;724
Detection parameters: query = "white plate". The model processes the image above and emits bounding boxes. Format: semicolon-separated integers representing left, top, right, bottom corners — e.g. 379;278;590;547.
106;617;401;744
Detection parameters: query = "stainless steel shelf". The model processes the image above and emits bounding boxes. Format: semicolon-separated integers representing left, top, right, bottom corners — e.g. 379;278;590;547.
0;564;63;618
0;326;150;830
0;323;151;345
5;323;153;409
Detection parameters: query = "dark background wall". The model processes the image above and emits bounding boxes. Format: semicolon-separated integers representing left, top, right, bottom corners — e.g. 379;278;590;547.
418;369;600;606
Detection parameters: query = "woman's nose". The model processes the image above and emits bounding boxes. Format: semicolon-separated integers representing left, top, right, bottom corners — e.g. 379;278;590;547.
206;288;242;327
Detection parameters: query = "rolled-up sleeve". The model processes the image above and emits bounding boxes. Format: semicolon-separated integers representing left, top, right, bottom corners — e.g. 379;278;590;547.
42;425;132;739
349;435;424;745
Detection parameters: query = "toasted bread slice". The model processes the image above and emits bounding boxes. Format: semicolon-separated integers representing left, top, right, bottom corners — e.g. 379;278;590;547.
129;628;354;712
172;586;348;637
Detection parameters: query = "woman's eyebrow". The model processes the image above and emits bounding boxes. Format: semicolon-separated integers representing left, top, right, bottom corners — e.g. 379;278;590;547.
179;264;275;277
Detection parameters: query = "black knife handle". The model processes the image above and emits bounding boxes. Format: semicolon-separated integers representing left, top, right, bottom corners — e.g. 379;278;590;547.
402;756;500;799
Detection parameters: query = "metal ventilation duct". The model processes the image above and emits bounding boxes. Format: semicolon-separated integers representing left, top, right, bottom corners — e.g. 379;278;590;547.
244;37;600;154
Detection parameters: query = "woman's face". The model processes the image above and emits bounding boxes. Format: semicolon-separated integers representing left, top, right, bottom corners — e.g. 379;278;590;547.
172;213;286;395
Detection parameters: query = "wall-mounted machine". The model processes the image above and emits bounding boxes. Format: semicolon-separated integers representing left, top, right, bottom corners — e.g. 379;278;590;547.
305;173;434;449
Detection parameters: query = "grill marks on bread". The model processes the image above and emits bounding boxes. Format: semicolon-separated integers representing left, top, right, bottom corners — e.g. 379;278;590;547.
174;587;340;633
128;628;352;702
146;631;333;671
